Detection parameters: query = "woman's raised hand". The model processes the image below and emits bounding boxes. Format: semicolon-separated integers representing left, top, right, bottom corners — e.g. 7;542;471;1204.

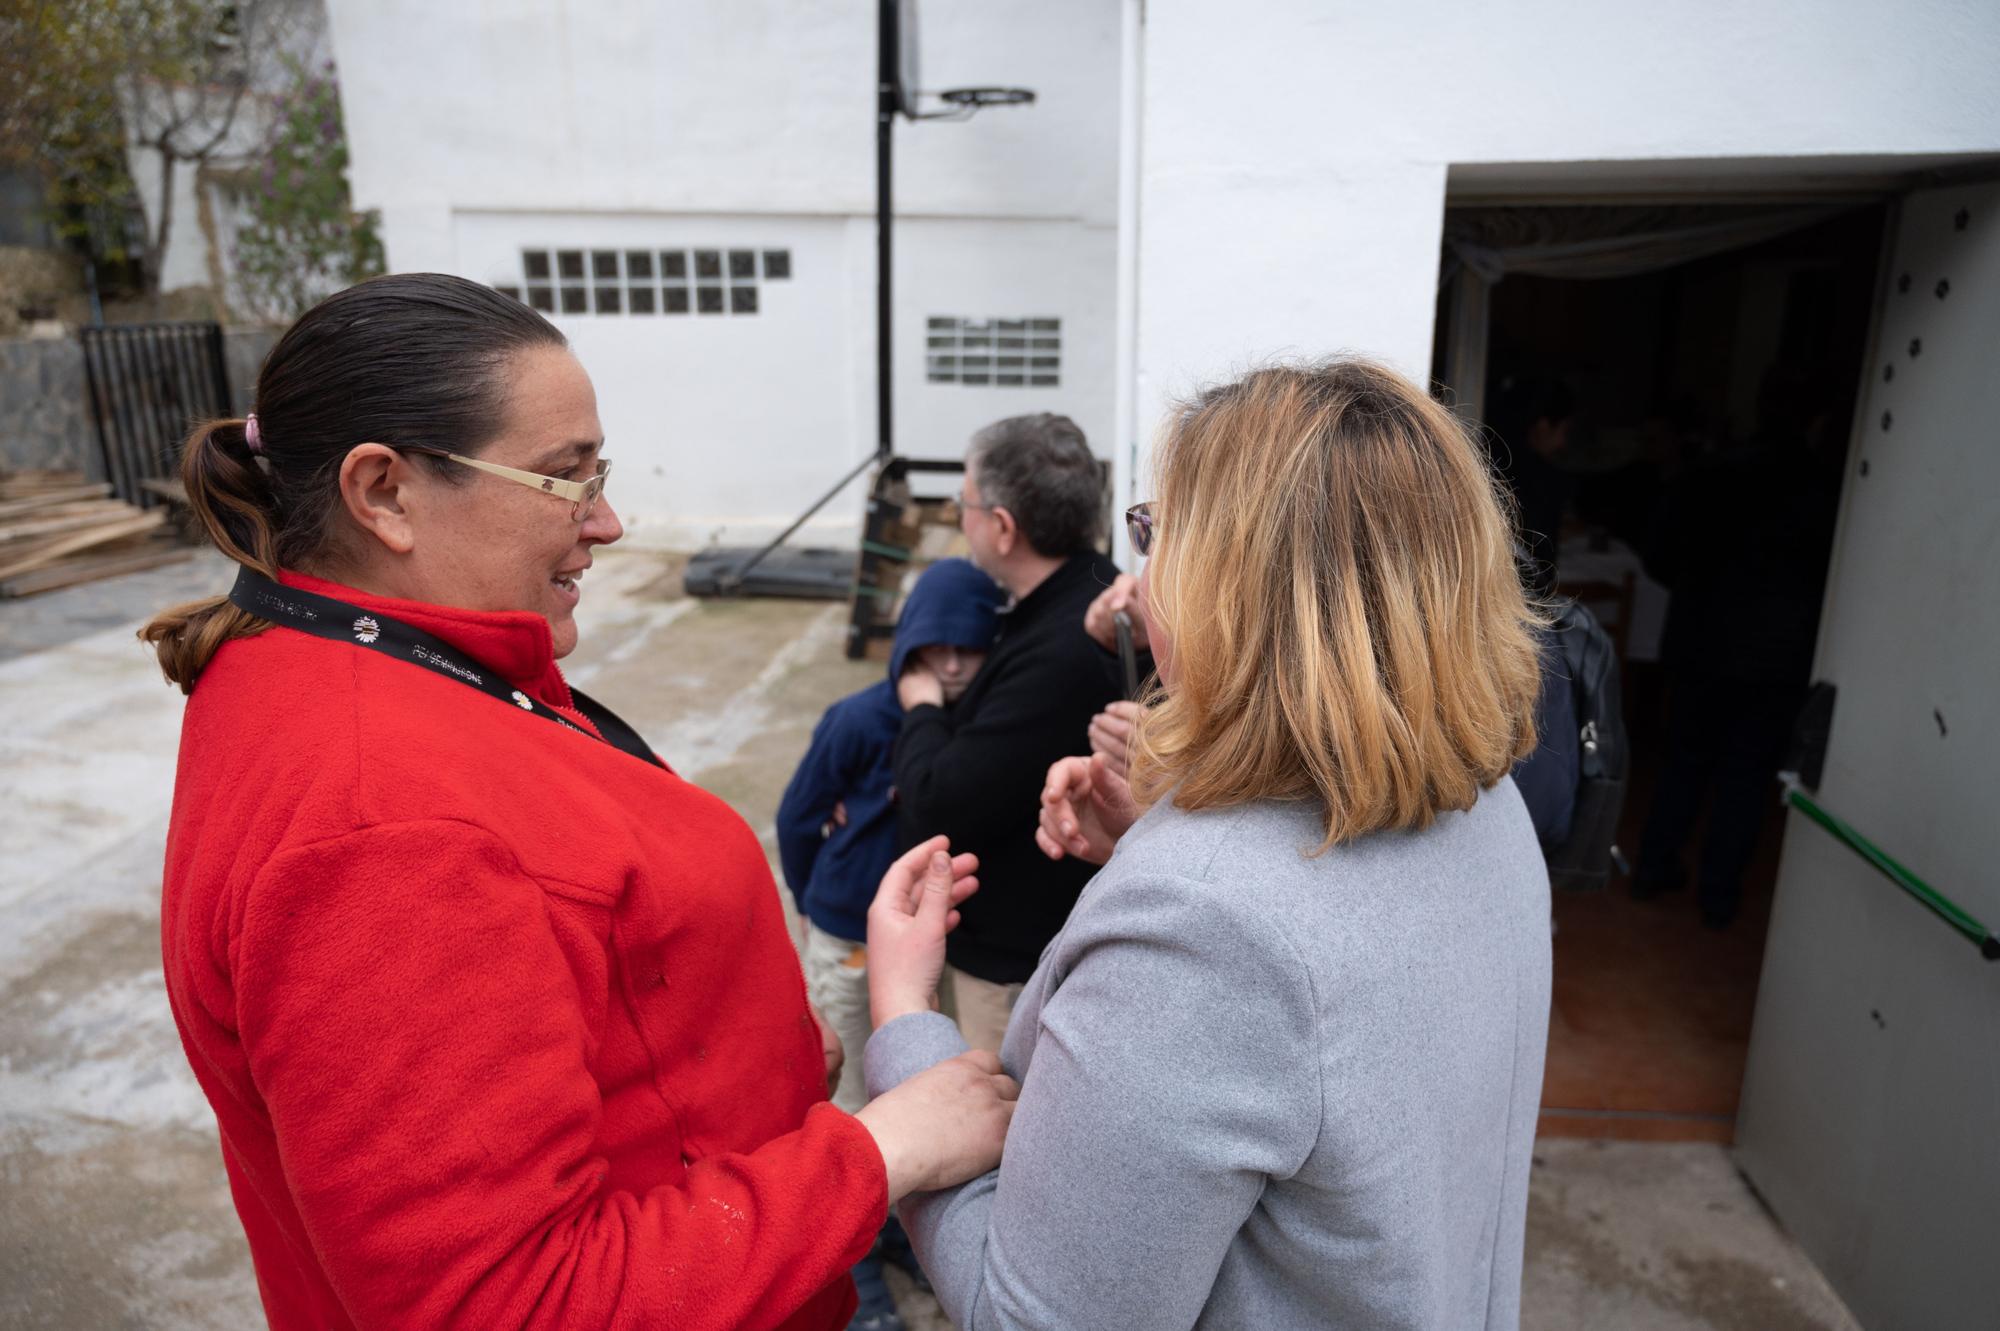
854;1050;1019;1202
1036;752;1139;866
1087;699;1143;782
1082;572;1149;655
866;835;979;1029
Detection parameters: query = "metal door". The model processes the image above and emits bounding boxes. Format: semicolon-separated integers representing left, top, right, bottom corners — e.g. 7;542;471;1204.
1734;180;2000;1330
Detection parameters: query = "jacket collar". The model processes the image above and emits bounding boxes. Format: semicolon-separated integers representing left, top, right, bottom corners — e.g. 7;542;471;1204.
1001;553;1100;629
275;568;578;715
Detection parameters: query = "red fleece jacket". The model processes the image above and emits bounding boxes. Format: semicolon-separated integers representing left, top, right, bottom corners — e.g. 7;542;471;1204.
161;570;887;1329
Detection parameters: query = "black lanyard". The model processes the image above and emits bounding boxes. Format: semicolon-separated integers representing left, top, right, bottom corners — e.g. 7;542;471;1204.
230;567;664;769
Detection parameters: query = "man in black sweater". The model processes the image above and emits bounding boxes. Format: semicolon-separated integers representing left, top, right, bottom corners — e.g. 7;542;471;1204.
892;413;1136;1053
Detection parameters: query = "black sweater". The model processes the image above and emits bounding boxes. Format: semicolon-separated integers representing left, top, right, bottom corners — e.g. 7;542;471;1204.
893;552;1138;984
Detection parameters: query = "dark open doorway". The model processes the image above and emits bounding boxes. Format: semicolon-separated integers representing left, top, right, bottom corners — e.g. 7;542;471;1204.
1433;201;1888;1141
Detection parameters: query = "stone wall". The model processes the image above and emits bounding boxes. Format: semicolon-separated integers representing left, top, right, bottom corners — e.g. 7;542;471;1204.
1;328;277;477
0;337;94;476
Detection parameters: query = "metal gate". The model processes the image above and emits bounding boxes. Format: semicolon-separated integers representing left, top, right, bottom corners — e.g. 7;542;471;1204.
79;322;233;508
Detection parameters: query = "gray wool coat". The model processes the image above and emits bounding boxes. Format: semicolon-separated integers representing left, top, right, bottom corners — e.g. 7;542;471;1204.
865;780;1551;1330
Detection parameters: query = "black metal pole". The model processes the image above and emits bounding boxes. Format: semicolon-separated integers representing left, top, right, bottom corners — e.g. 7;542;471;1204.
876;0;896;465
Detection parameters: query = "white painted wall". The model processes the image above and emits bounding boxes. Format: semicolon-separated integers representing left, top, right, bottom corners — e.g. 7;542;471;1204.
895;217;1118;463
332;0;1117;237
440;210;1116;548
326;0;1122;543
452;210;865;547
1130;0;2000;496
329;0;2000;537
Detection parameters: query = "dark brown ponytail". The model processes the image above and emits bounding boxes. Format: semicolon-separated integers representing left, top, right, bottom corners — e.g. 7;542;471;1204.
139;418;283;692
138;272;567;692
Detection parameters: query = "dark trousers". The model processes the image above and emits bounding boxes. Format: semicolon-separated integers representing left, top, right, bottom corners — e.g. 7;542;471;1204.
1637;673;1805;918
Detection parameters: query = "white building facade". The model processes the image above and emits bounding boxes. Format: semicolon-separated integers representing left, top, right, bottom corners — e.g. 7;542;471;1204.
329;0;1120;547
332;4;1999;1325
1127;9;1998;1330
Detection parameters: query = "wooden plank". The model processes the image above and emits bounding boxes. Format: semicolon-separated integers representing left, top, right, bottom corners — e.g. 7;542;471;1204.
0;468;89;484
0;471;93;498
0;511;164;582
141;477;190;506
0;484;114;517
0;498;130;525
0;503;144;544
0;540;193;597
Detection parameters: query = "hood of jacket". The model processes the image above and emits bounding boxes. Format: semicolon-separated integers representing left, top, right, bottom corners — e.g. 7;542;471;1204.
888;557;1004;684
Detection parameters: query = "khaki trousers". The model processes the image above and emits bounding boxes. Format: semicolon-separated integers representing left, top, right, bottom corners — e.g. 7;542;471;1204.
942;964;1025;1057
800;923;872;1114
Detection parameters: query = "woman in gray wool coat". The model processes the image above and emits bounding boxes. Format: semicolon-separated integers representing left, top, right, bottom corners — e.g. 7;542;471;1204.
865;356;1554;1331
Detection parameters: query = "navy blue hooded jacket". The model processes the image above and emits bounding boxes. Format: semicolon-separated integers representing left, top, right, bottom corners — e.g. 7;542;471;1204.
776;559;1004;941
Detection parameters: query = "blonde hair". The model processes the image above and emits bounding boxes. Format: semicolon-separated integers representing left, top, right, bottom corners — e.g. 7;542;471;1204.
1130;358;1545;851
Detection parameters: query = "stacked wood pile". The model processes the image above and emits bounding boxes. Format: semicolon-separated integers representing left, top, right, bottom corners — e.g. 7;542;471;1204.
0;470;192;597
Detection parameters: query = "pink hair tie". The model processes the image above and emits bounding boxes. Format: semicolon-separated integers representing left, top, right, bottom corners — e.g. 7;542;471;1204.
244;413;265;456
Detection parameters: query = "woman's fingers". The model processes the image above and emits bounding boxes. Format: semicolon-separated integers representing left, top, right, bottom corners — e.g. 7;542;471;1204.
1041;754;1111;860
1043;792;1078;840
1042;755;1087;800
950;1049;1020;1102
874;835;951;915
1104;700;1141;740
889;834;948;880
1089;750;1122;797
1042;755;1094;807
1089;702;1142;782
915;852;955;928
959;1048;1003;1075
1090;709;1135;744
870;838;977;921
1050;814;1092;858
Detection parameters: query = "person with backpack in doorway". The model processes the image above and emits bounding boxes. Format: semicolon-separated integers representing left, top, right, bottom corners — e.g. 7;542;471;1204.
1524;599;1629;893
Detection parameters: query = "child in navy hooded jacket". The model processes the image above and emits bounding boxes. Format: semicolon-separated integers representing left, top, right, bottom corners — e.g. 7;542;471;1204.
777;559;1001;1331
777;557;1003;1108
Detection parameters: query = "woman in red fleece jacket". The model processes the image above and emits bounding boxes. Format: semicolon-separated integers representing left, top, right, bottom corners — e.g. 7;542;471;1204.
142;273;1016;1330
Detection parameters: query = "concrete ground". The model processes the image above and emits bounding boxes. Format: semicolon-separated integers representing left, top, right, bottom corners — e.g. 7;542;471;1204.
0;546;1859;1330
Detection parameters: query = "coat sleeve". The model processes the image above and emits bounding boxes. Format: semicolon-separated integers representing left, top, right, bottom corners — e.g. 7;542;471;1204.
864;872;1323;1330
234;819;886;1330
775;710;856;908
